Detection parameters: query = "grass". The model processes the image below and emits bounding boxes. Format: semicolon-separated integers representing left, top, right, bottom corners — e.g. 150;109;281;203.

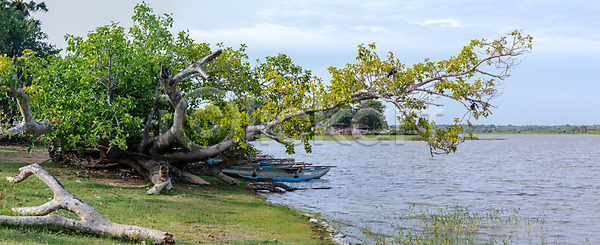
362;205;558;245
0;158;334;244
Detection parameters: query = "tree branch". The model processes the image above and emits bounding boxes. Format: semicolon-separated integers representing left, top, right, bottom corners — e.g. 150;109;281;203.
0;86;51;139
160;90;377;164
148;51;223;154
138;79;161;153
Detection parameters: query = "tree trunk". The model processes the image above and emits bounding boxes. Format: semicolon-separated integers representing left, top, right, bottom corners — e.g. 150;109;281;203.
0;163;174;244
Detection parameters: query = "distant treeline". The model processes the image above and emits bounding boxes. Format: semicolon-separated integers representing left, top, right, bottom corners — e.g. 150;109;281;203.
452;124;600;134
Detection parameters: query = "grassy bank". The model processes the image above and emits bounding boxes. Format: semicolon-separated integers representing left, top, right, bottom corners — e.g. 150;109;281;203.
0;148;334;244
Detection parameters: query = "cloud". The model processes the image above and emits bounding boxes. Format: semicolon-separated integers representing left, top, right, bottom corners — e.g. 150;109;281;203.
533;33;600;57
416;19;467;28
188;23;339;49
353;25;389;33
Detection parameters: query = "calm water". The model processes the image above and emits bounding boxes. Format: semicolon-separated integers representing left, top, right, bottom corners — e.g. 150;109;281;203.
252;135;600;244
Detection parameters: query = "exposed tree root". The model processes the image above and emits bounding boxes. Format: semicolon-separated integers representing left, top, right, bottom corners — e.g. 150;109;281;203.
215;172;241;185
170;166;210;185
0;163;174;244
143;160;173;195
185;158;247;186
48;147;252;193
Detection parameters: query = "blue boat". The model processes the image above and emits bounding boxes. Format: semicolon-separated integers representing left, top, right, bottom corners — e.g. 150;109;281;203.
222;165;330;182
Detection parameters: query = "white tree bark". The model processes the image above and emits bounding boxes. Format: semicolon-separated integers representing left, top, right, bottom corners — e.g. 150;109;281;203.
136;159;174;195
215;172;241;185
148;50;222;154
0;86;52;139
0;163;174;244
178;169;211;185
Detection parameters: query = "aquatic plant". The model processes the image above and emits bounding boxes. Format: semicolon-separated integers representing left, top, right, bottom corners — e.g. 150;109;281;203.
363;205;552;245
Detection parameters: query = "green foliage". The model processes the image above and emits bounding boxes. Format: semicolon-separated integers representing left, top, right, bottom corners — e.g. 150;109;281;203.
357;99;385;113
250;53;322;154
0;0;59;58
185;102;248;147
325;109;353;126
28;3;210;151
462;124;600;134
0;50;45;136
352;108;387;130
325;31;532;154
2;1;531;159
321;100;386;130
35;23;147;150
0;0;55;140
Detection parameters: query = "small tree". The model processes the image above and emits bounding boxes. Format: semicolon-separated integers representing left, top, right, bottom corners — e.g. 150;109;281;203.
0;0;59;57
357;100;385;113
322;100;387;131
352;108;387;131
0;0;58;135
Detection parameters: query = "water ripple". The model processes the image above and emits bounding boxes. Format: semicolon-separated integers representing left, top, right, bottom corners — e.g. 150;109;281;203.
254;135;600;245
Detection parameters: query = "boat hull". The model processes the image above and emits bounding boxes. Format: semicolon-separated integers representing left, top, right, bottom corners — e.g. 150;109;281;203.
222;166;330;182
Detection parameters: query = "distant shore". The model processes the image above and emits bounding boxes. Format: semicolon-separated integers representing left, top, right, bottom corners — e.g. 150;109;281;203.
255;131;600;143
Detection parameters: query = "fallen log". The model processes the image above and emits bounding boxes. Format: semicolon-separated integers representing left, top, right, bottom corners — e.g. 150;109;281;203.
0;163;174;244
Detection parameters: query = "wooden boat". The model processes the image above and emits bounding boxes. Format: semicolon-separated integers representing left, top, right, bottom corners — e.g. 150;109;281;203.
222;165;330;182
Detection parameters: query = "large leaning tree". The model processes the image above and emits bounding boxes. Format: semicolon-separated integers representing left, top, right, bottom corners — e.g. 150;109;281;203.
1;3;532;194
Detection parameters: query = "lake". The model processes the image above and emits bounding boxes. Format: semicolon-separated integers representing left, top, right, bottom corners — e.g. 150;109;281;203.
252;135;600;244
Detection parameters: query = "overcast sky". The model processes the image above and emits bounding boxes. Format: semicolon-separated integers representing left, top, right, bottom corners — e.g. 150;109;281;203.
33;0;600;126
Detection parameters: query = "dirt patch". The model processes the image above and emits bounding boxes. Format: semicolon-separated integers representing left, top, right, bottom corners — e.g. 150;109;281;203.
0;146;218;191
45;166;150;189
0;145;50;163
1;145;149;189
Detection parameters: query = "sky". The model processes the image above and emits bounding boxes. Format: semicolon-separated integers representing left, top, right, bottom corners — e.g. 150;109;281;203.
32;0;600;126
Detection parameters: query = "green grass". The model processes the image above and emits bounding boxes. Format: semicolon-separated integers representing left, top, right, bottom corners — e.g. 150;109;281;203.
363;205;557;245
0;160;334;244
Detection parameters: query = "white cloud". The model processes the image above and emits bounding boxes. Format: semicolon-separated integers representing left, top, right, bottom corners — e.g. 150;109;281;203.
353;25;388;33
187;23;346;54
369;26;388;32
416;19;467;28
190;23;331;41
533;34;600;57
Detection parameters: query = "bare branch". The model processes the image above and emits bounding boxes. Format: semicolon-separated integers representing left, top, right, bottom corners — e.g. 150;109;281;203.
138;79;162;153
148;51;223;154
0;86;51;139
169;50;222;85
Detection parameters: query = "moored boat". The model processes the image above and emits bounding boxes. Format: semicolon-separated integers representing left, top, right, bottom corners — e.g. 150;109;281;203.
222;165;330;182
